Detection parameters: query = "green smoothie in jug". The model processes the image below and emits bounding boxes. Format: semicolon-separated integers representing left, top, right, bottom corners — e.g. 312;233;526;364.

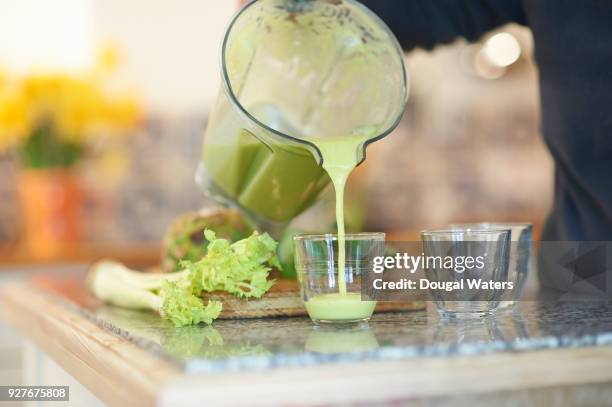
203;125;329;223
202;0;407;227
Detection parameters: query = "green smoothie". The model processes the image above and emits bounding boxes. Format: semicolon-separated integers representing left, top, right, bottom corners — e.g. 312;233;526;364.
203;126;330;223
304;293;376;322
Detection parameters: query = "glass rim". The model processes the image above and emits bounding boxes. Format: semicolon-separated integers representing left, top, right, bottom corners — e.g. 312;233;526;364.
448;222;533;229
293;232;386;242
421;228;511;236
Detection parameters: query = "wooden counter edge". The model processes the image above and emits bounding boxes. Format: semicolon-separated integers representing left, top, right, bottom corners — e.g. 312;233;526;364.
3;282;612;406
0;283;181;407
162;345;612;406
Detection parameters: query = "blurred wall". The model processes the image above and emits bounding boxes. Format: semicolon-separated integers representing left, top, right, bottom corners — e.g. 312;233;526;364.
0;2;553;250
0;1;237;249
0;0;235;114
91;0;235;114
0;0;94;72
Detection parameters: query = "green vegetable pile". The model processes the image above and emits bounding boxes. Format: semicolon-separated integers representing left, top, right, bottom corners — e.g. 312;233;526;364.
87;230;280;327
161;208;254;273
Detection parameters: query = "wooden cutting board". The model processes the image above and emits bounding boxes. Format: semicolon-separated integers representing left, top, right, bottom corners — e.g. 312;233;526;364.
207;279;425;319
32;273;425;320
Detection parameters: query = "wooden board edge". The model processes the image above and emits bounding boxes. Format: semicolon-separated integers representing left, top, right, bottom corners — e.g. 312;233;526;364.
159;345;612;406
0;283;181;407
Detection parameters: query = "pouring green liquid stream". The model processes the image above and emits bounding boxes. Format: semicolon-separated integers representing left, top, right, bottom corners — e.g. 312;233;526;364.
313;136;362;295
304;136;376;321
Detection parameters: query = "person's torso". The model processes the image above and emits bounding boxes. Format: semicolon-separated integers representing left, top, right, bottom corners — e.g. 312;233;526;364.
523;0;612;239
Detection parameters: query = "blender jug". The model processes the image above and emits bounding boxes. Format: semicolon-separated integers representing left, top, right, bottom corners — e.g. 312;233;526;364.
198;0;408;232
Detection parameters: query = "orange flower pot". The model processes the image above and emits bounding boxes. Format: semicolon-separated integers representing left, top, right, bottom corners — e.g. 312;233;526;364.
17;169;84;260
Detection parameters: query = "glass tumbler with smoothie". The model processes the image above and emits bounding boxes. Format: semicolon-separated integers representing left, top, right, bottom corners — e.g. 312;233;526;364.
294;233;385;324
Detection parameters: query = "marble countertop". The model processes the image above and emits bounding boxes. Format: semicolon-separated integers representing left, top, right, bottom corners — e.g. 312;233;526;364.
72;292;612;373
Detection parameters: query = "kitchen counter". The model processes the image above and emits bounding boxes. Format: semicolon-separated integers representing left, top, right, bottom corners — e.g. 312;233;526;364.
3;268;612;406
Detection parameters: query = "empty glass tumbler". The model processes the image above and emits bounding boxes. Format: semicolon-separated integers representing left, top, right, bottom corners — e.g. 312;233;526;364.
421;228;512;318
449;223;533;305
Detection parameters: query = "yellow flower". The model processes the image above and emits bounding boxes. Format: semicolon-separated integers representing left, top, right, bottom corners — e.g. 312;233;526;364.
103;94;141;133
0;48;140;157
0;87;31;152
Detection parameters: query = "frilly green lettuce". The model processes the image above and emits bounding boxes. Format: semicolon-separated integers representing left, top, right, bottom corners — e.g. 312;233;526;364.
160;282;222;327
88;230;280;327
183;230;279;299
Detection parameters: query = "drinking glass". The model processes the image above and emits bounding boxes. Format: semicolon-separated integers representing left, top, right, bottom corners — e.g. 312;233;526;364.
293;233;385;324
449;223;533;305
421;228;511;318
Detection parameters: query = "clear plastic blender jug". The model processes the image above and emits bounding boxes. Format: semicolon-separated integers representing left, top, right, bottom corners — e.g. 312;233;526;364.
198;0;408;231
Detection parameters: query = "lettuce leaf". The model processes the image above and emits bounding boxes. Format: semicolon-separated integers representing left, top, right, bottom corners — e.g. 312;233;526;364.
184;230;279;299
160;281;222;327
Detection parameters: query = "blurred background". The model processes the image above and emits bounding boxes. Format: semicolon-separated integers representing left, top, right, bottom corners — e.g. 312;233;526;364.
0;0;552;264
